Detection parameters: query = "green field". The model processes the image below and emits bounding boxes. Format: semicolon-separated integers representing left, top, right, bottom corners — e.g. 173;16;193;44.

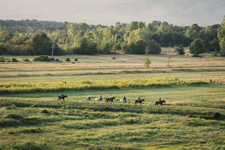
0;53;225;149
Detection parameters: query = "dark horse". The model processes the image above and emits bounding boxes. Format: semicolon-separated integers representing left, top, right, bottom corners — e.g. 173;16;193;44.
105;97;115;103
155;100;166;106
58;95;67;101
134;99;144;105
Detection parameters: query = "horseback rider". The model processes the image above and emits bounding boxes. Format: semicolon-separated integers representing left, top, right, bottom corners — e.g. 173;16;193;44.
159;97;162;104
109;95;112;101
88;94;91;100
138;97;141;103
61;93;64;98
123;96;126;103
100;94;102;101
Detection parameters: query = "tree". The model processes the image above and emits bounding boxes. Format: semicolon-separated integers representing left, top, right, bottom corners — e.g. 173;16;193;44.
185;24;202;40
218;16;225;56
144;58;151;69
121;40;146;54
208;39;220;53
189;38;205;56
70;37;98;55
146;39;161;54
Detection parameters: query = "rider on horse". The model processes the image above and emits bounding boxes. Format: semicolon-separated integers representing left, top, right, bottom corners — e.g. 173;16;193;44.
123;96;126;103
138;97;141;103
88;94;91;100
100;94;102;101
61;93;64;98
159;97;162;103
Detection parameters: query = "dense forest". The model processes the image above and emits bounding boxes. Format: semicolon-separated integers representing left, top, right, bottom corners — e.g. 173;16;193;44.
0;18;225;56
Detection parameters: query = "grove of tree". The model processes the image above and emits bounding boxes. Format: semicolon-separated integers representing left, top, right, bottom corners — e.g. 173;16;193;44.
0;18;224;56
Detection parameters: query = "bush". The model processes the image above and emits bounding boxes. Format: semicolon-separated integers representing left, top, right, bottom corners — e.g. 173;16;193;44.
0;118;17;127
65;58;70;61
13;141;43;150
33;55;51;61
74;58;78;61
11;58;18;62
23;58;30;62
144;58;151;69
4;113;24;120
174;45;185;55
40;109;49;114
0;57;5;62
209;112;222;120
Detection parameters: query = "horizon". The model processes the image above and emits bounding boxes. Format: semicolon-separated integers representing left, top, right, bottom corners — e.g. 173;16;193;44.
0;0;224;27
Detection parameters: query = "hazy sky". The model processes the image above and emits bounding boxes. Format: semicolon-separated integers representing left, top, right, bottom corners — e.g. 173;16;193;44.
0;0;224;26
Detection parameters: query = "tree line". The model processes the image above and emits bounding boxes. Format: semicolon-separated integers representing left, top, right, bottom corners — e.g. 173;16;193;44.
0;18;225;56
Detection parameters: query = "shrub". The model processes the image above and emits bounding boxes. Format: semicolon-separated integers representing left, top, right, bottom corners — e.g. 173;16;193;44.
0;101;14;107
23;58;30;62
144;58;151;69
11;58;18;62
0;118;18;127
75;58;78;61
65;58;70;61
0;57;5;62
209;112;222;120
33;55;51;61
40;109;49;114
4;113;23;120
174;45;185;55
13;141;43;150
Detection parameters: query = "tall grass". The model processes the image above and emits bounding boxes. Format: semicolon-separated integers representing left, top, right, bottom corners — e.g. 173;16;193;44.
0;78;211;94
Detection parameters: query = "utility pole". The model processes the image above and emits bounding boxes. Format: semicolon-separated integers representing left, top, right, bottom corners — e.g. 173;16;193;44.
52;42;55;57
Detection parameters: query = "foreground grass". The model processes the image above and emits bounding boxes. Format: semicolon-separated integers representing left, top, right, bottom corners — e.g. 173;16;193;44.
0;85;225;149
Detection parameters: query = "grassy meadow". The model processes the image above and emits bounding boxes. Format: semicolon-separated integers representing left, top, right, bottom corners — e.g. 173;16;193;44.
0;50;225;149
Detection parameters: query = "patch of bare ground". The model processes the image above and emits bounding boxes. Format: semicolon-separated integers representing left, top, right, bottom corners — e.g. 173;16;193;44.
169;101;191;105
208;98;225;102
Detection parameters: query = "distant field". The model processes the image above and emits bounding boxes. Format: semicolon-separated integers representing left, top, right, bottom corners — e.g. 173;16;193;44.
0;53;225;149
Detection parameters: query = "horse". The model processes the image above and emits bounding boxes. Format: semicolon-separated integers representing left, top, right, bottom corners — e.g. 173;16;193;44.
58;95;67;101
120;98;129;103
155;100;166;106
105;97;115;103
86;97;93;101
134;99;144;105
95;97;105;102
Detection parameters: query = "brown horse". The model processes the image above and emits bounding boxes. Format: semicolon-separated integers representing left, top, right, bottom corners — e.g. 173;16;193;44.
134;99;144;105
105;97;115;103
155;100;165;106
58;95;67;101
